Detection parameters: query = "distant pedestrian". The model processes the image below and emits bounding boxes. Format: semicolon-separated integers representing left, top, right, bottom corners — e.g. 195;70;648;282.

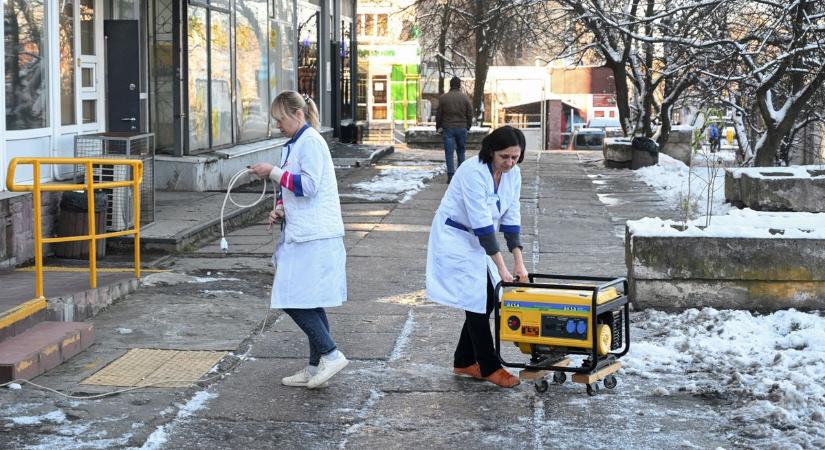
708;123;721;153
248;90;348;389
436;76;474;184
425;125;528;388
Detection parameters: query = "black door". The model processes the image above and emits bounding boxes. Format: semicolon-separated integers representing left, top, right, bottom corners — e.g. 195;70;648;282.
105;20;140;132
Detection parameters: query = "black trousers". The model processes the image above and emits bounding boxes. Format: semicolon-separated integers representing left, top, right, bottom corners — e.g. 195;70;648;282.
453;275;501;377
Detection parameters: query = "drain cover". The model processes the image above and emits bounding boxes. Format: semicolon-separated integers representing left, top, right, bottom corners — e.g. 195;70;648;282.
81;349;226;388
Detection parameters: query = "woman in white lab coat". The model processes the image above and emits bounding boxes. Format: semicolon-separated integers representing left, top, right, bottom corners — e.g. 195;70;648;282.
248;91;348;389
426;125;528;388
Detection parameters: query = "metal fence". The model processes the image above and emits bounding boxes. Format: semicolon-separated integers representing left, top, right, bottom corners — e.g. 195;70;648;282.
74;132;155;231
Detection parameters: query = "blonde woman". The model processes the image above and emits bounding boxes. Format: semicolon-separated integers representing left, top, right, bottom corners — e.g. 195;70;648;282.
249;91;348;389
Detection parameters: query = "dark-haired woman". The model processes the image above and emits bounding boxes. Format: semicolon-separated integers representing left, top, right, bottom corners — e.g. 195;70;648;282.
425;125;528;388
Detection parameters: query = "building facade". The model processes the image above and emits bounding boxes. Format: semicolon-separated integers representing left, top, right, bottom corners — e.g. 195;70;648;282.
1;0;357;192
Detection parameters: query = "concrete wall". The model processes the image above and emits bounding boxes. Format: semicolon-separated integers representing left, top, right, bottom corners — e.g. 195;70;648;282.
0;192;60;270
626;229;825;311
661;126;693;166
725;168;825;212
405;127;490;150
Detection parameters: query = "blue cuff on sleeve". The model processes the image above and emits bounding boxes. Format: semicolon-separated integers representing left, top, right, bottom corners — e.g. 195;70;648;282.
292;174;304;197
499;224;521;233
472;225;495;236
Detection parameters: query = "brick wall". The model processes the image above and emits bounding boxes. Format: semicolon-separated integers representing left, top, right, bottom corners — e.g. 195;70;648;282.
0;192;61;271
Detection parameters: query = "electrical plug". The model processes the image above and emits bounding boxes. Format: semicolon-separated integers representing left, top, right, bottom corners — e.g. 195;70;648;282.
220;237;229;253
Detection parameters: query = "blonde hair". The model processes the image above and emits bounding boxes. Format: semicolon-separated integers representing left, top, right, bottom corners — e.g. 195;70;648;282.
270;90;320;130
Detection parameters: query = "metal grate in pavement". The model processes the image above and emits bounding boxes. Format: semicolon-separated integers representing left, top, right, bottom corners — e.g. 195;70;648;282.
81;348;225;388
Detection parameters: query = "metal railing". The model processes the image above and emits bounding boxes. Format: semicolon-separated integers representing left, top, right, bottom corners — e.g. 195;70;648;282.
6;157;143;300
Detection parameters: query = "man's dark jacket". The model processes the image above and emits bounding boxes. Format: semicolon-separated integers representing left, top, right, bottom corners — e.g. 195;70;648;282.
436;88;473;130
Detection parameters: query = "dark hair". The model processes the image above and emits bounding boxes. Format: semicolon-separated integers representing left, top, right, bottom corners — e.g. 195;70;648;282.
449;76;461;89
478;126;526;164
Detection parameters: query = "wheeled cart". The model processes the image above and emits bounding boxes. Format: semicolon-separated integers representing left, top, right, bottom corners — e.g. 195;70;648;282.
494;274;630;396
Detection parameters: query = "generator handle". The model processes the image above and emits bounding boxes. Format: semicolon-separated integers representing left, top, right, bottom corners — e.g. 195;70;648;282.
527;273;621;284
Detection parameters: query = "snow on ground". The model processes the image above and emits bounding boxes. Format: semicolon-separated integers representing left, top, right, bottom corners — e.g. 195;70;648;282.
626;308;825;448
634;153;731;218
628;154;825;447
349;161;445;203
141;390;218;450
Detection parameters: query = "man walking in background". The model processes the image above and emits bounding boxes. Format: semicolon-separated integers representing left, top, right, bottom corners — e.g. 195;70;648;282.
436;76;474;184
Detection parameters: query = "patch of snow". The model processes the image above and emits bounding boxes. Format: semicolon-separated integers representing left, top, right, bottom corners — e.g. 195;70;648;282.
141;272;240;287
626;308;825;448
7;382;21;390
634;153;730;218
728;165;825;179
627;209;825;238
116;328;133;335
141;390;217;449
353;164;445;203
11;409;66;426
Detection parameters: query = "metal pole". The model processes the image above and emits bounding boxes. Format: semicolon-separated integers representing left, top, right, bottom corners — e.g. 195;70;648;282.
86;162;97;288
134;161;142;279
33;162;44;299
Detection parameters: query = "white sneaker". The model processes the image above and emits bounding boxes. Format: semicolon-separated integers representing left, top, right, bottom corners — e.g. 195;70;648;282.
306;351;349;389
281;366;317;387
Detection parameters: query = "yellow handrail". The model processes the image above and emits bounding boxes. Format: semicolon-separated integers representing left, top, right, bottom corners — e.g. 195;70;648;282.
6;157;143;300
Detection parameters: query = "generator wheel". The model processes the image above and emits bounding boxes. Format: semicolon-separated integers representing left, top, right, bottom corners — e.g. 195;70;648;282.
586;383;600;396
603;374;618;389
534;380;549;393
552;371;567;385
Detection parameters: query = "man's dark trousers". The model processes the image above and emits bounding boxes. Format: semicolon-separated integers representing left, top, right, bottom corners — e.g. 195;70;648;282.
443;127;467;178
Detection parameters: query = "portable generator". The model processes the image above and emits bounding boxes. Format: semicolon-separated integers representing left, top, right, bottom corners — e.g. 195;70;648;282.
494;274;630;395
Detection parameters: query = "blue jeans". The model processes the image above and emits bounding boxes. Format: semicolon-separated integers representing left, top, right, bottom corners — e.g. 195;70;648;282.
443;127;467;175
283;307;337;366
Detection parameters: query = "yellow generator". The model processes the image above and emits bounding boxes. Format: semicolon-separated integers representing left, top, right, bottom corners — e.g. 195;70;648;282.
494;274;629;395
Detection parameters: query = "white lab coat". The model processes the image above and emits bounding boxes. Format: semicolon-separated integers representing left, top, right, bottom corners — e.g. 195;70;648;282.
271;126;347;309
426;156;522;314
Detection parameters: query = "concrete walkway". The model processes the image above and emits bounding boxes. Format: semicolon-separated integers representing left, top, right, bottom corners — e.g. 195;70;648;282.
1;150;734;449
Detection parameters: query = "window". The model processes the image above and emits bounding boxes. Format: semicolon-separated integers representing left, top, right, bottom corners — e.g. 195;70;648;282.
4;0;49;130
357;13;389;37
269;0;296;135
60;0;77;125
340;20;353;121
80;0;95;55
594;110;605;118
297;6;319;102
235;0;269;142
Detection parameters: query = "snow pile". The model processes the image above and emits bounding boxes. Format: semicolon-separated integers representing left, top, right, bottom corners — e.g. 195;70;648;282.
627;210;825;239
626;308;825;447
352;162;445;203
10;410;66;426
634;153;730;217
728;165;825;179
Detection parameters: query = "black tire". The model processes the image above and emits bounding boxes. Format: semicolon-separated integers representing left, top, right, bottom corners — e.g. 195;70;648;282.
586;383;599;396
603;374;618;389
552;371;567;385
535;380;549;393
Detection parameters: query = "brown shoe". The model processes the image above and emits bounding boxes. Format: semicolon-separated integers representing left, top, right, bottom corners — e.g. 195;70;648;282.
483;368;520;388
453;363;482;379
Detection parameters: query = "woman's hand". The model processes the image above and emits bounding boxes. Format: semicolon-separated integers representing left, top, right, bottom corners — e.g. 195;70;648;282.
497;266;514;283
512;262;528;282
248;162;274;178
266;205;285;231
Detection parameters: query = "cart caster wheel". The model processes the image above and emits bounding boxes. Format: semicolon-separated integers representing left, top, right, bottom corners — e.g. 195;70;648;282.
603;374;617;390
552;371;567;385
534;380;549;393
586;383;600;396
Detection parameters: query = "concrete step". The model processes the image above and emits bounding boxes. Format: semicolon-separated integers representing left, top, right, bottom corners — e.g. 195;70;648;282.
0;297;47;343
0;321;94;383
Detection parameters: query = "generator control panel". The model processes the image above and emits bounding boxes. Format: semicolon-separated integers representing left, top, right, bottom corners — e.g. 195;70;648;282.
541;315;588;340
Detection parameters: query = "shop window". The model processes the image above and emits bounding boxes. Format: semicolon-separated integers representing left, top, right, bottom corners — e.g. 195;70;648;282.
235;0;270;142
4;0;49;130
594;110;605;118
297;6;319;102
